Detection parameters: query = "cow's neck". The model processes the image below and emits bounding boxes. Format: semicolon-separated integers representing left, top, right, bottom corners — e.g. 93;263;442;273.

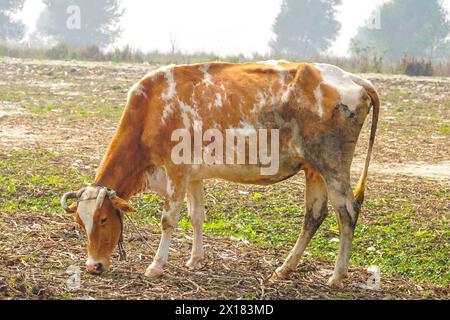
94;129;146;201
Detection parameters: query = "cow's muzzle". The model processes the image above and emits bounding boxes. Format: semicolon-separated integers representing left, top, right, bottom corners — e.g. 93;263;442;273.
86;262;104;275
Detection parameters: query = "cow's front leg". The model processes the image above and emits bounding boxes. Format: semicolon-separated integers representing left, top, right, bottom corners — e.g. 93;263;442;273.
326;180;360;288
145;179;186;277
185;180;205;269
272;170;328;280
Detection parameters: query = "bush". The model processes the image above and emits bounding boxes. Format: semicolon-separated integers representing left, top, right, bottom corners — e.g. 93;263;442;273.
45;43;70;60
433;62;450;77
349;40;385;73
402;56;433;76
78;45;104;61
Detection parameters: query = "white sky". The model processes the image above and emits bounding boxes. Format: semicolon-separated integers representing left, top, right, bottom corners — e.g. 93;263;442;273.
16;0;450;57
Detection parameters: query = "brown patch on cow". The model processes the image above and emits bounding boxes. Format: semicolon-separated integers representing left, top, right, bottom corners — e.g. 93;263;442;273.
319;83;342;121
293;64;323;107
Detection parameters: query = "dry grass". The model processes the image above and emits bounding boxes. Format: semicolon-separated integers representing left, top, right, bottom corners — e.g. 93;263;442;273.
1;210;446;300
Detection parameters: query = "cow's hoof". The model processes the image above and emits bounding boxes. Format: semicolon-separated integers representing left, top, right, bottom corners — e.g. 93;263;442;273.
327;276;344;289
269;267;292;282
145;267;164;278
186;257;204;270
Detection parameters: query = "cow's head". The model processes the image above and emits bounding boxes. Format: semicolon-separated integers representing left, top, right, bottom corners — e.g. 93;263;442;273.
61;186;135;275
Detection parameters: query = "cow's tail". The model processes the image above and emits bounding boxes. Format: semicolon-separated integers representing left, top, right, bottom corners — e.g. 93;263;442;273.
351;76;380;206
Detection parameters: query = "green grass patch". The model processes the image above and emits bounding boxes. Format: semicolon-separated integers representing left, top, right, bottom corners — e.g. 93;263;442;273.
440;125;450;135
0;150;90;212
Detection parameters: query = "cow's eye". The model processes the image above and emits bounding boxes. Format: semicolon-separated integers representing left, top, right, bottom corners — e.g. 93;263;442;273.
100;217;108;225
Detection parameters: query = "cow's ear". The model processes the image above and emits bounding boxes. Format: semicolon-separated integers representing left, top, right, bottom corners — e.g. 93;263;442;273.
68;202;78;214
111;196;136;213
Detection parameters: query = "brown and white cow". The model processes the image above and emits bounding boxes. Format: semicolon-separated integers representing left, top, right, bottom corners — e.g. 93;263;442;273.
61;60;379;288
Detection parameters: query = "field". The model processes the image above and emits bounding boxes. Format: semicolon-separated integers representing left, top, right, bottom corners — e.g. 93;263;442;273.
0;57;448;300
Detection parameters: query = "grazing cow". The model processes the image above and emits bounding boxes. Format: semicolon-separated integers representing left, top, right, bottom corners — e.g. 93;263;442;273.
61;60;379;288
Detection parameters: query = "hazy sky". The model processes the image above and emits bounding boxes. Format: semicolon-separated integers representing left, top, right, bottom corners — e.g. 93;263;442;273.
16;0;450;57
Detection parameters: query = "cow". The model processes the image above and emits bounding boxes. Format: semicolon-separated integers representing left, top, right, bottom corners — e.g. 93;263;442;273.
61;60;379;288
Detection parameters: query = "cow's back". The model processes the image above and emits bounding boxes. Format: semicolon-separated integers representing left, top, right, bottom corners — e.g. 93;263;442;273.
124;61;372;181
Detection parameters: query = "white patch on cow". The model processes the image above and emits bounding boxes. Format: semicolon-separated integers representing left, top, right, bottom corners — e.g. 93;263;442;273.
239;97;245;107
214;93;223;108
281;85;302;107
219;83;229;102
161;104;174;124
258;59;289;66
314;63;364;112
162;66;177;101
144;64;176;80
199;65;213;87
269;92;278;106
77;187;99;239
251;92;267;114
258;60;287;88
145;167;168;196
287;119;304;157
166;173;175;198
179;100;200;128
239;121;257;135
224;91;229;103
281;85;293;104
86;257;103;267
314;84;324;118
128;82;147;100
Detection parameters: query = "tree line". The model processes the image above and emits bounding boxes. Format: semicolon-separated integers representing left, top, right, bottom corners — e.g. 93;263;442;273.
0;0;123;48
272;0;450;61
1;0;450;61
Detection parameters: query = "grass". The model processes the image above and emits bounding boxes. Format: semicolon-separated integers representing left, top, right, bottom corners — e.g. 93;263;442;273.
1;83;126;121
0;150;90;212
0;150;448;286
440;125;450;135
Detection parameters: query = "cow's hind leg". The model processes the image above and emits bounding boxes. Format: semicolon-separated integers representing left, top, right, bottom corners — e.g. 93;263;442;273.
326;178;361;288
272;169;328;280
185;180;205;269
145;169;188;277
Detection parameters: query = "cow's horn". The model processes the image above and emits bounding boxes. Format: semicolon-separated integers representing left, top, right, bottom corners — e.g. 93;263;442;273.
61;192;77;213
76;188;88;199
96;188;107;210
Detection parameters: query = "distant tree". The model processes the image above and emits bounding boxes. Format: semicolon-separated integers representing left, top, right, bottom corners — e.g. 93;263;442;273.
0;0;25;41
352;0;450;61
36;0;124;48
270;0;342;59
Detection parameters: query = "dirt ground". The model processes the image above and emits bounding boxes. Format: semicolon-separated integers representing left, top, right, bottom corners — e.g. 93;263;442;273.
0;58;448;300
